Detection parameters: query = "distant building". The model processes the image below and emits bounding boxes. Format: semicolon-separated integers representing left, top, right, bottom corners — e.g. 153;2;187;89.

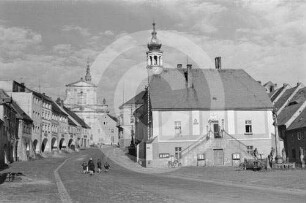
11;100;33;161
118;91;145;148
0;90;18;164
133;23;275;167
64;61;117;145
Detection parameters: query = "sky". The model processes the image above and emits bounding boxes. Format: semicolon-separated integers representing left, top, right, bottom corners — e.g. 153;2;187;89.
0;0;305;115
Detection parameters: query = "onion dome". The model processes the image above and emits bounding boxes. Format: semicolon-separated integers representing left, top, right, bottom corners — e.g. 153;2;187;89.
147;22;162;51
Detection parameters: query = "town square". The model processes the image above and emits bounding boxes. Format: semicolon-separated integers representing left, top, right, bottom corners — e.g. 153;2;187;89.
0;0;306;202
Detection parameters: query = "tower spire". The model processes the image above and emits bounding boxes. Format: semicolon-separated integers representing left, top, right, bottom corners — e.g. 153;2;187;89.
85;57;92;82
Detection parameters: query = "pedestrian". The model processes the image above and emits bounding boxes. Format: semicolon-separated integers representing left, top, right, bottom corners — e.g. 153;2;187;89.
104;161;110;172
88;158;95;175
81;161;88;174
97;159;102;173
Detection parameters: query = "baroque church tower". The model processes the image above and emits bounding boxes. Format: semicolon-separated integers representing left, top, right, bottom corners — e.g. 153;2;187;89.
146;22;163;75
64;60;117;146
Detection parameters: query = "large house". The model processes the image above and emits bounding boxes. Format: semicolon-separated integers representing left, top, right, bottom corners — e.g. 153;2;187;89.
133;23;275;167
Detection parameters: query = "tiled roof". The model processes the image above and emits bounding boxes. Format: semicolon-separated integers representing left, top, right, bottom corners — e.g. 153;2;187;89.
277;102;304;126
119;91;145;109
11;100;32;122
287;107;306;130
63;106;90;129
51;100;68;117
68;117;77;126
149;68;273;110
274;86;298;110
108;114;118;122
271;86;285;102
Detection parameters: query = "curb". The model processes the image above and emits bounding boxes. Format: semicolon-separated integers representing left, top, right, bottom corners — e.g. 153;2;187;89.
54;157;74;203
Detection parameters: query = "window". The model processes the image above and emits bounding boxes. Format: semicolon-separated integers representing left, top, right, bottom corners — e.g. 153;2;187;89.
111;129;114;133
175;147;182;159
174;121;181;135
213;122;221;138
247;146;253;154
245;120;252;134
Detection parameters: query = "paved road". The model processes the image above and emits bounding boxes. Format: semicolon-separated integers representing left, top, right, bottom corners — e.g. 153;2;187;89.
58;148;306;203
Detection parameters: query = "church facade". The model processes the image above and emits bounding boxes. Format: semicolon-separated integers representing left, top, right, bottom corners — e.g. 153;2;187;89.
64;62;118;145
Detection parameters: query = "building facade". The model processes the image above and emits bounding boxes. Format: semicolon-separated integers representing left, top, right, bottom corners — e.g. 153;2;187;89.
133;23;275;167
64;62;117;146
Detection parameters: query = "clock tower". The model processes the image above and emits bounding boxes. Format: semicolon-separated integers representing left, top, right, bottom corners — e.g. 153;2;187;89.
146;22;163;74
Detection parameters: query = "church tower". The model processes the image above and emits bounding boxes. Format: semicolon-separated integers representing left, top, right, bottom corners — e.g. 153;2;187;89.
85;59;92;82
146;22;163;74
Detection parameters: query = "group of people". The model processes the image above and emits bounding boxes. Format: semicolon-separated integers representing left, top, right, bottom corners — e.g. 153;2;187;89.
81;158;110;175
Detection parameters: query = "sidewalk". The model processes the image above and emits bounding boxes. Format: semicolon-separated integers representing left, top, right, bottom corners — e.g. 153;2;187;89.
0;151;76;202
101;146;306;195
100;146;177;174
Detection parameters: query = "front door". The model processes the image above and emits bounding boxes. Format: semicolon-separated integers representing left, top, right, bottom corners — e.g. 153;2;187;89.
214;149;224;165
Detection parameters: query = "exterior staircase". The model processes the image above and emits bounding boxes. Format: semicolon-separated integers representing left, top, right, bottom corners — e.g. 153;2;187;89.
180;130;260;166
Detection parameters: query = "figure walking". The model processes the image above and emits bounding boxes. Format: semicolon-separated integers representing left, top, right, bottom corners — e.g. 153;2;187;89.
97;159;102;173
88;158;95;175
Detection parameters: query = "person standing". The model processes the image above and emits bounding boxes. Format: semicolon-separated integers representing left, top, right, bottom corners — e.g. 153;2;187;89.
88;158;95;175
97;159;102;173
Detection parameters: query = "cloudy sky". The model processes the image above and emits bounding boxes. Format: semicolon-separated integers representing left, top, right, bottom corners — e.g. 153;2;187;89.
0;0;305;114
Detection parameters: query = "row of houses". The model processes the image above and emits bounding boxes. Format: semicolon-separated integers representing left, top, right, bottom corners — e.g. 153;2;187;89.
265;82;306;165
0;80;91;167
117;23;278;168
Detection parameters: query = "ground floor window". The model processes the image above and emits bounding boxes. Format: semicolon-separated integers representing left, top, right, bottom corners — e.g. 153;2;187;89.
175;147;182;159
247;146;253;154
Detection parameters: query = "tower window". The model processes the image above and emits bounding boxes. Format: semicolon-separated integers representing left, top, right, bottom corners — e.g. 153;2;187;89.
154;56;158;65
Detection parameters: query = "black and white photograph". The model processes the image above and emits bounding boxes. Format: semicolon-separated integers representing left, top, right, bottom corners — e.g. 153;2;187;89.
0;0;306;202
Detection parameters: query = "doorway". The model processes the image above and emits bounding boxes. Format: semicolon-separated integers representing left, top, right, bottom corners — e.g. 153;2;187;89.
213;149;224;166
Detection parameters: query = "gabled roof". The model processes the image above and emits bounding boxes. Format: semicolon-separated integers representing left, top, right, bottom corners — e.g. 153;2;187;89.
287;107;306;130
149;68;273;110
274;86;298;110
277;87;306;126
11;100;32;122
0;89;12;104
271;86;285;102
66;78;96;87
108;114;118;122
68;117;77;126
63;106;90;129
277;102;304;126
119;91;145;109
51;100;68;117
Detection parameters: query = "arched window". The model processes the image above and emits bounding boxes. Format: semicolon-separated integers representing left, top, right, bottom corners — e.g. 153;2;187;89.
154;56;158;65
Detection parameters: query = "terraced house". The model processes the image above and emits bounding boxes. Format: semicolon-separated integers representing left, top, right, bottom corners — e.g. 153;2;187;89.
268;82;306;164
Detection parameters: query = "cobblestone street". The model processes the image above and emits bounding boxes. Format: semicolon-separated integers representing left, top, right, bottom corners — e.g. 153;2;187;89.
1;148;306;202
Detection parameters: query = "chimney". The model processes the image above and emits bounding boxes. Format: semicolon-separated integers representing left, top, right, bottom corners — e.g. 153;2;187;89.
187;64;193;88
257;81;262;85
177;64;182;69
215;57;221;70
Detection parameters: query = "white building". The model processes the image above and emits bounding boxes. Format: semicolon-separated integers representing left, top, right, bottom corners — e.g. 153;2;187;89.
64;62;118;145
